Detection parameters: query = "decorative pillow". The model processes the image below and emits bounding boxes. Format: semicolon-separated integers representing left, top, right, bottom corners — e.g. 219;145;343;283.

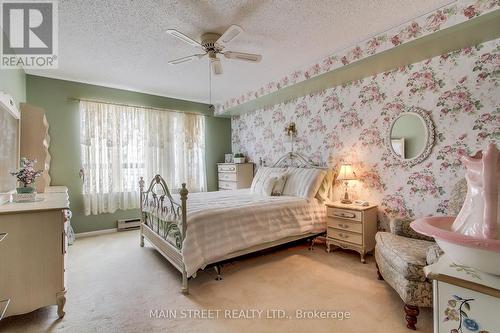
271;173;288;196
315;169;335;202
282;168;327;199
251;167;287;195
262;176;278;196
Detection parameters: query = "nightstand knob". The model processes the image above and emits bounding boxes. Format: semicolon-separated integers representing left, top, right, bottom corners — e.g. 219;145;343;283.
339;233;349;239
339;223;349;229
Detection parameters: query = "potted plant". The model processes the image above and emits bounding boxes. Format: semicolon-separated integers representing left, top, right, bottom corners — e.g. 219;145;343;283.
10;158;43;194
234;153;245;164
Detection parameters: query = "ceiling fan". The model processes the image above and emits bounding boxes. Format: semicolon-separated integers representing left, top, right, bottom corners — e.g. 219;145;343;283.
166;25;262;75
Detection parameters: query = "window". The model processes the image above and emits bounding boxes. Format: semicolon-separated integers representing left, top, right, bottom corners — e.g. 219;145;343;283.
80;101;206;215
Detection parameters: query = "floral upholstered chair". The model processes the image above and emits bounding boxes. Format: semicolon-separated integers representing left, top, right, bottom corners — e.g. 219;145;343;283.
374;179;466;330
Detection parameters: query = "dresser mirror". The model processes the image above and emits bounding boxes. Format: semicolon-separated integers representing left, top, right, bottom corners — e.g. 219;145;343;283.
387;108;435;167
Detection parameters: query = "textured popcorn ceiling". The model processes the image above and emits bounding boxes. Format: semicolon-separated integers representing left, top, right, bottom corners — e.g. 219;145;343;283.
26;0;452;104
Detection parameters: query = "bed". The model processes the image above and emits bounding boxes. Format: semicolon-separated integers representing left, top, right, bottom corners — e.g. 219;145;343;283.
139;152;331;294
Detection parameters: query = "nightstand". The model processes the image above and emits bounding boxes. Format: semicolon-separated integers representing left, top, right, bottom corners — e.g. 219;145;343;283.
217;163;254;190
325;201;378;263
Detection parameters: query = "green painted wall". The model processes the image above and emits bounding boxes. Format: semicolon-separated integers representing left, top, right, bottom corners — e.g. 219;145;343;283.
0;68;26;107
26;75;231;233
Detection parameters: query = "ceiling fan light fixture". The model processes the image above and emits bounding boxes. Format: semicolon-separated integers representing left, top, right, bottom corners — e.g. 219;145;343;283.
210;58;223;75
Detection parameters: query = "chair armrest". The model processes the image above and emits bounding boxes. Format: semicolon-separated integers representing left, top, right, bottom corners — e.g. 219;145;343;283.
426;244;444;265
389;218;435;241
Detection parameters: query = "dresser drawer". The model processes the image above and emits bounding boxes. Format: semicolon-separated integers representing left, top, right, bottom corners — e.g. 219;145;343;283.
327;227;362;245
218;181;237;190
327;208;362;222
328;218;362;234
218;172;237;181
218;164;237;173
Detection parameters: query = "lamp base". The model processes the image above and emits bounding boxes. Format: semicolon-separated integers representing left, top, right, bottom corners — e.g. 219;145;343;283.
342;184;352;204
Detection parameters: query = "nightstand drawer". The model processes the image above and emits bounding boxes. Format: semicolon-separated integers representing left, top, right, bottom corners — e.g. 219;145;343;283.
327;208;362;222
218;165;237;173
218;181;237;190
218;172;237;181
327;228;362;245
328;219;362;234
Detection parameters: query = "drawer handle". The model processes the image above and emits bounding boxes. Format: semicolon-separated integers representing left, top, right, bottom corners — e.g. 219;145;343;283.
338;223;349;229
334;212;356;219
338;233;349;239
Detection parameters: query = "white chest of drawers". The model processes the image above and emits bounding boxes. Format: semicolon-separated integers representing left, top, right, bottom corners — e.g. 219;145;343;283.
325;202;378;263
217;163;254;190
424;255;500;333
0;187;70;319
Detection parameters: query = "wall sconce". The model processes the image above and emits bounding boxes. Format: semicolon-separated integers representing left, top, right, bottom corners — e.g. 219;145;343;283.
284;122;297;138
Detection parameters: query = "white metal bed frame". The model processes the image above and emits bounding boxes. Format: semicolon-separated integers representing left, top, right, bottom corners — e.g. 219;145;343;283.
139;151;326;294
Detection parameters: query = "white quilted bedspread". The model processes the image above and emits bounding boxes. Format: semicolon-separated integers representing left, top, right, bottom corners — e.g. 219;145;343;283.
170;189;326;276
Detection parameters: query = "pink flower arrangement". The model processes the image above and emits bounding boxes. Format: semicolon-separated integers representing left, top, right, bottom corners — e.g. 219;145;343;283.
322;92;343;113
407;68;444;95
10;158;43;187
359;82;386;105
407;169;445;198
425;10;449;32
381;192;414;219
360;125;384;148
437;85;482;119
391;35;402;46
463;5;478;19
339;109;364;129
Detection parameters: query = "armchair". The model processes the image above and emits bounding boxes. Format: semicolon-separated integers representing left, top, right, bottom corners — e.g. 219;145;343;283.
374;179;466;330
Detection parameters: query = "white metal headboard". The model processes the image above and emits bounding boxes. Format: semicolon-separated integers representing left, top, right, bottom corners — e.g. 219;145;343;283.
271;151;325;169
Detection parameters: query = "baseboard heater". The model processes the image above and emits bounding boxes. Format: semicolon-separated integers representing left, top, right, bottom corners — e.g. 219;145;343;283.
117;218;141;231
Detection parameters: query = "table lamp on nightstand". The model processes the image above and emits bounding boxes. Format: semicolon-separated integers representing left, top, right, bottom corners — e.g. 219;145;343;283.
337;164;356;204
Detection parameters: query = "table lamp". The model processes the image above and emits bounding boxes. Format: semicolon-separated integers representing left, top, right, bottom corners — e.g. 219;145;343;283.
338;164;356;204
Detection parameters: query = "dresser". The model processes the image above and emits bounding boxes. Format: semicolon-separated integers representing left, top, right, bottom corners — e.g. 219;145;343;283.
325;202;378;263
217;163;254;190
424;255;500;333
0;187;70;319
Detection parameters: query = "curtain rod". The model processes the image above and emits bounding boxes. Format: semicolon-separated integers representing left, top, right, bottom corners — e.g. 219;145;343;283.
68;97;212;117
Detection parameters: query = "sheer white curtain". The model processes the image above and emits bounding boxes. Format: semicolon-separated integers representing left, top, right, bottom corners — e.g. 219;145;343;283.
80;101;206;215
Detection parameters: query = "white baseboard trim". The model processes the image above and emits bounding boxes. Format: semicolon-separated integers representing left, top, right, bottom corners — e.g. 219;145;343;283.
75;228;118;239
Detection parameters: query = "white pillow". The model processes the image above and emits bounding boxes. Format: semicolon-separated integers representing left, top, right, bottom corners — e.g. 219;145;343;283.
251;167;287;194
282;167;327;198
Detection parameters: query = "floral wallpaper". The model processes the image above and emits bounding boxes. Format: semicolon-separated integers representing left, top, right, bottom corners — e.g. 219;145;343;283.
216;0;499;115
231;39;500;230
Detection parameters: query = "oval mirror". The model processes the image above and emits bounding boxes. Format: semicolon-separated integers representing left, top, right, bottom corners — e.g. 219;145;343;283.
387;108;435;167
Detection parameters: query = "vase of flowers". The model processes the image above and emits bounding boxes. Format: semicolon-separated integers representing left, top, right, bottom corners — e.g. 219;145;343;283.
10;158;43;194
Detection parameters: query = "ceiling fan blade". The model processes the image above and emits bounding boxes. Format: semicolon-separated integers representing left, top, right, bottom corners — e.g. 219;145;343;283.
168;54;205;65
224;51;262;63
216;25;243;47
166;29;203;48
211;58;223;75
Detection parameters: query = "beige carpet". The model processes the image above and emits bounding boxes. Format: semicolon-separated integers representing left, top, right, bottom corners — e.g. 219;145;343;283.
0;230;432;333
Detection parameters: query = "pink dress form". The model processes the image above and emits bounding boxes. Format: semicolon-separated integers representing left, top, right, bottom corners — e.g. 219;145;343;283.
452;143;499;240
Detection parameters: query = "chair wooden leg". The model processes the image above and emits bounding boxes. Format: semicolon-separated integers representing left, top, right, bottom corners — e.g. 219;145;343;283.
376;263;384;280
404;304;419;330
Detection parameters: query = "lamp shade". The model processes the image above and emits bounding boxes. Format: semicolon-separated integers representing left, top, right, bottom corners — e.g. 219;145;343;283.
338;164;356;180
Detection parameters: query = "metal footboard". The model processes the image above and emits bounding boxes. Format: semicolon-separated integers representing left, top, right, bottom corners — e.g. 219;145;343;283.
139;175;189;293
